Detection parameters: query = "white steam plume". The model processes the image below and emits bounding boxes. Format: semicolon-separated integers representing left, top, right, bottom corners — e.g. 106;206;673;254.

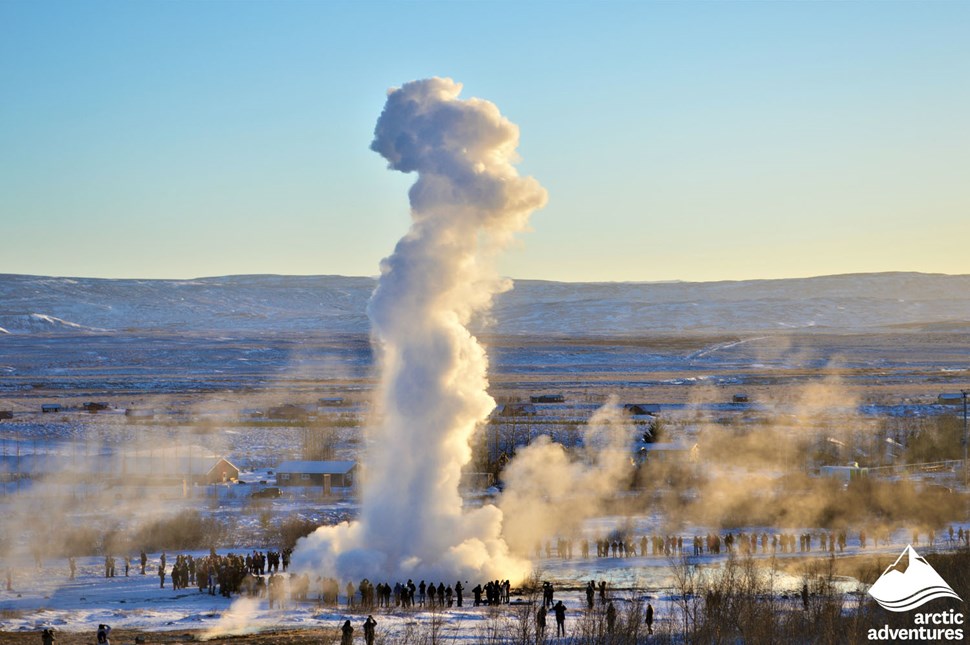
293;77;547;583
498;396;635;553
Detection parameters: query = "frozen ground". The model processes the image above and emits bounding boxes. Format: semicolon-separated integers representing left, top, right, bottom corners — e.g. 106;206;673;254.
5;525;968;639
3;522;969;640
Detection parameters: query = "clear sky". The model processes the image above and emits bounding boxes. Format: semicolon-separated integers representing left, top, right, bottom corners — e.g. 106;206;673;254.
1;0;968;282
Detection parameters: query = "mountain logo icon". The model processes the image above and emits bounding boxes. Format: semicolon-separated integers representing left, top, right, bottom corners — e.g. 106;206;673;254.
868;545;962;612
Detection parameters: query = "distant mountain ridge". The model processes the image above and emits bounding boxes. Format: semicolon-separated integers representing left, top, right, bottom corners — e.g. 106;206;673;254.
1;272;969;336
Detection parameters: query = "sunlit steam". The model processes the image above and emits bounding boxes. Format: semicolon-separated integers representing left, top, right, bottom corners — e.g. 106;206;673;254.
292;77;547;583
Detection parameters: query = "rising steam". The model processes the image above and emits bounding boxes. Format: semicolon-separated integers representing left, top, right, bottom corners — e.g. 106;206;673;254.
499;396;635;553
292;77;547;583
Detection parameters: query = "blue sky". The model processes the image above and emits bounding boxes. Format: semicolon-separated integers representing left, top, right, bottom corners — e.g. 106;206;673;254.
2;0;968;282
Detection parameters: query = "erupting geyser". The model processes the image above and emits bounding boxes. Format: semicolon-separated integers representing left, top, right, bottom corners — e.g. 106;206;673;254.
292;77;547;582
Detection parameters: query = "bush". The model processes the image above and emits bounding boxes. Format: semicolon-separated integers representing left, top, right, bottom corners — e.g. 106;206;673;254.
131;511;227;551
276;517;323;551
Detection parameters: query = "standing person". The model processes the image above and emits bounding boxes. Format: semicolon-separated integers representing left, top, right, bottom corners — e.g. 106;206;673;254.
96;623;111;644
346;581;356;608
606;601;616;634
340;619;354;645
455;580;464;607
158;563;166;588
68;557;76;580
536;605;547;640
553;600;566;638
363;615;377;645
140;551;147;575
645;603;654;635
41;627;55;645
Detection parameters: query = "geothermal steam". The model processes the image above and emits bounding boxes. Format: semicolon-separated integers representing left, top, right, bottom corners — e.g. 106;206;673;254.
293;78;547;582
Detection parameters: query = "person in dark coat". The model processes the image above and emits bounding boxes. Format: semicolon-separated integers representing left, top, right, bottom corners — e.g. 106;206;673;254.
96;624;111;644
606;601;616;634
536;605;547;640
645;603;654;634
340;619;354;645
363;615;377;645
41;628;55;645
553;600;566;637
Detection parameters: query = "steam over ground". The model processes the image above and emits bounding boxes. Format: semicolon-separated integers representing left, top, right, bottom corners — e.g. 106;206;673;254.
292;78;549;583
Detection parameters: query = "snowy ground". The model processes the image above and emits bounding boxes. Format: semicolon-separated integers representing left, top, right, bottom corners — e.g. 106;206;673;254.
3;523;967;639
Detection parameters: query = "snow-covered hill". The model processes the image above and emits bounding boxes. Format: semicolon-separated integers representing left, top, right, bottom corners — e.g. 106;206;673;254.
1;272;969;336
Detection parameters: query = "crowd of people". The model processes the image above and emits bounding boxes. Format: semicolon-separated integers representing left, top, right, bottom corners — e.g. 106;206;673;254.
534;524;970;561
30;524;970;642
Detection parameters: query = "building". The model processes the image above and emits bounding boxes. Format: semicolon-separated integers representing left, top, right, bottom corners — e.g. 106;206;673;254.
937;393;965;406
41;404;61;414
275;460;357;489
732;394;749;404
117;447;239;485
623;403;661;416
530;394;565;404
0;411;12;421
317;397;345;407
83;402;109;413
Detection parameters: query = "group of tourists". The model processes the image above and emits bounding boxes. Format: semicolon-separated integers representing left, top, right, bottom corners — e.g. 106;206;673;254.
534;524;970;562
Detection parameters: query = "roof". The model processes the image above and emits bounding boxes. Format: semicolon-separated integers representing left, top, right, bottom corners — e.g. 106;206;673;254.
276;460;356;475
937;393;964;401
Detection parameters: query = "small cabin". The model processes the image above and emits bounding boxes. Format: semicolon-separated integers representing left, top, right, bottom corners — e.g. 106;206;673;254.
732;394;749;404
937;393;965;406
118;449;239;485
0;410;12;421
530;394;565;404
275;461;357;489
84;402;109;413
41;404;61;414
317;397;345;407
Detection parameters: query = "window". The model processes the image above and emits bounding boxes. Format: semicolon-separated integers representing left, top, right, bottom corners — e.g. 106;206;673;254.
301;473;311;480
280;473;290;481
